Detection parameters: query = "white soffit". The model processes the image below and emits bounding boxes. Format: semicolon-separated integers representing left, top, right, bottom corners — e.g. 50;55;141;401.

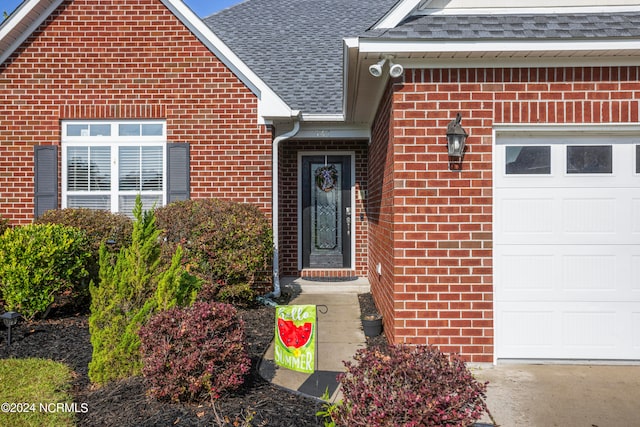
357;39;640;67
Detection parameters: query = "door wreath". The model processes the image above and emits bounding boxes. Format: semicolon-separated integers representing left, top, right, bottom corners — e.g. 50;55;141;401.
315;164;338;192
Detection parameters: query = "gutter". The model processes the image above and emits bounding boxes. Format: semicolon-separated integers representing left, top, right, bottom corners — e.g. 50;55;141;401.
259;111;301;306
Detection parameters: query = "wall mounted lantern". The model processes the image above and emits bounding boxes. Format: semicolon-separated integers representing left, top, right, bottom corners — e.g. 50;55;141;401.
1;311;20;346
446;113;468;171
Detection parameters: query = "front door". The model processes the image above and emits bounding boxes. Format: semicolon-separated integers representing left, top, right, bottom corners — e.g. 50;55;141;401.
301;155;352;269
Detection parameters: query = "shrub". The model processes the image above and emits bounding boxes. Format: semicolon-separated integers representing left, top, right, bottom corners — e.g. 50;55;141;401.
216;282;255;308
35;208;133;288
153;246;201;311
0;216;9;235
155;198;273;302
332;345;489;427
88;197;199;385
0;224;90;319
139;301;251;403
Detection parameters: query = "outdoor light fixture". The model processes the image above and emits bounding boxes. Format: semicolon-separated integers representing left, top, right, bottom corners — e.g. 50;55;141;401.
446;113;468;171
369;56;405;78
1;311;20;346
368;58;386;77
389;61;404;78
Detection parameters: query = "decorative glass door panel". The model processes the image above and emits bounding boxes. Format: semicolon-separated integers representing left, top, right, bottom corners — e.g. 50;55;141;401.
302;155;352;269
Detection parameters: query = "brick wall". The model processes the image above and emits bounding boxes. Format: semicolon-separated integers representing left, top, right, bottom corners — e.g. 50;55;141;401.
0;0;272;224
279;140;368;278
379;66;640;362
368;84;397;342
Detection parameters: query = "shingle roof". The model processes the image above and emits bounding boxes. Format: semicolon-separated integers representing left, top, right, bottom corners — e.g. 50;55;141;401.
366;11;640;40
204;0;399;115
205;3;640;116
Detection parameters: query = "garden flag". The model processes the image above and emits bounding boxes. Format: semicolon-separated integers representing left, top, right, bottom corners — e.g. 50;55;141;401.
274;305;316;373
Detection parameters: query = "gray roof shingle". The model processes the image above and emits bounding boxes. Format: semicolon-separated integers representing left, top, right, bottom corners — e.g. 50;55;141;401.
367;11;640;40
204;0;399;115
205;3;640;115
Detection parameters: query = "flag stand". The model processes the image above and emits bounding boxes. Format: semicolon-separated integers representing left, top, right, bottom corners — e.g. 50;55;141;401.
315;304;329;393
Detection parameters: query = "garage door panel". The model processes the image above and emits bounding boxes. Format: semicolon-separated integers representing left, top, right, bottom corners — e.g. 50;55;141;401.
634;198;640;234
561;189;640;243
498;254;554;295
497;189;640;245
498;302;637;359
497;245;636;302
562;198;616;234
499;309;555;353
633;313;640;351
562;254;616;293
633;255;640;292
499;196;554;234
562;311;618;350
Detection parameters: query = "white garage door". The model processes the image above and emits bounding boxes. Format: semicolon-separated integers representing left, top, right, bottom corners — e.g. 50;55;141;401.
495;135;640;360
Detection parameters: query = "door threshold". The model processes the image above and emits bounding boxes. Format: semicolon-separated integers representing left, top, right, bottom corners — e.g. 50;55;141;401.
300;268;355;279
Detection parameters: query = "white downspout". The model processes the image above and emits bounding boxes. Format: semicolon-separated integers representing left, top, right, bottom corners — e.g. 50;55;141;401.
263;112;301;303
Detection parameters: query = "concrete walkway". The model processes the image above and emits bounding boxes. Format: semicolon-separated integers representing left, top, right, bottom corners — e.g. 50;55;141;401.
258;278;369;402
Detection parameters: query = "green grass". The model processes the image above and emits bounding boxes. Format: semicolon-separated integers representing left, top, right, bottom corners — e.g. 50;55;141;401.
0;358;77;427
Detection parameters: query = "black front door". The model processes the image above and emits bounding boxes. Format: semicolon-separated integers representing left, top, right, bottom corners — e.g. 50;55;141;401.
301;155;352;269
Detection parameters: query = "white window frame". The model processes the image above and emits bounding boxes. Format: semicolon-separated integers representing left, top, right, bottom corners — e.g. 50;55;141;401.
61;120;167;215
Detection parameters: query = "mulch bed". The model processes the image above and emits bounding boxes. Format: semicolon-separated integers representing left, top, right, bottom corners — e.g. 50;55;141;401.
0;293;385;426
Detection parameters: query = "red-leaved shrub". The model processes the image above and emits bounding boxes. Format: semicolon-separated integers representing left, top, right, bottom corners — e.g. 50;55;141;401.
333;345;489;427
139;301;251;403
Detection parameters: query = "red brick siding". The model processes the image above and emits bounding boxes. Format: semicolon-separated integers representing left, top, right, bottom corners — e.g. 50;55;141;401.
382;66;640;362
368;84;397;342
279;140;368;278
0;0;272;224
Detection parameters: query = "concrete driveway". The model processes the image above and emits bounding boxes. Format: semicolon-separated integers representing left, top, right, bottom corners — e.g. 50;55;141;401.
474;364;640;427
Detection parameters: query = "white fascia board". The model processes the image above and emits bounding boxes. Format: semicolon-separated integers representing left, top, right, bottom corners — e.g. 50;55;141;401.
359;39;640;54
422;5;640;15
295;122;370;140
301;113;345;122
343;37;359;117
398;56;640;69
0;0;64;66
161;0;292;121
374;0;425;30
494;123;640;137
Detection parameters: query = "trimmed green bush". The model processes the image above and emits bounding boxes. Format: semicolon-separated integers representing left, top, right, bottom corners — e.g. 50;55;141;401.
88;197;199;385
139;301;250;403
35;208;133;289
0;224;90;319
0;216;9;235
155;199;273;303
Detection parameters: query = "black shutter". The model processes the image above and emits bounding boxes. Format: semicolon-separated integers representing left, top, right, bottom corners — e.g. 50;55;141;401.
34;145;59;218
167;143;190;203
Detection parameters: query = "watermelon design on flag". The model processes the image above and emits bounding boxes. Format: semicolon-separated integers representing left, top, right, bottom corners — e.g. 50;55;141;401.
277;319;313;349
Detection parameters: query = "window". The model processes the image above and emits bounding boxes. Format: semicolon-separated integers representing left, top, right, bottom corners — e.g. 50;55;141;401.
566;145;612;174
505;146;551;175
62;121;166;215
